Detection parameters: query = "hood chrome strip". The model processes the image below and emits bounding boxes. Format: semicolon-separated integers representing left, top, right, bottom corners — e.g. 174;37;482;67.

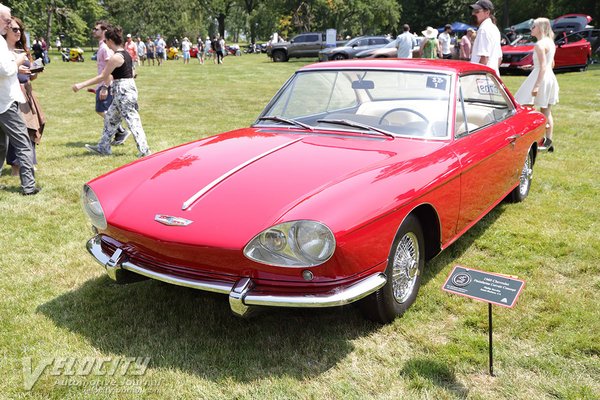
182;138;303;210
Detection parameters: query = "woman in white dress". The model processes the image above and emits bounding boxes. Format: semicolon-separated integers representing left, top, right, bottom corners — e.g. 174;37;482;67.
515;18;559;152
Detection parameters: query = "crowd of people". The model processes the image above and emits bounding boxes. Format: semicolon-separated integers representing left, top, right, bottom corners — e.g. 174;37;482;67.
0;0;560;198
396;0;558;149
120;33;230;67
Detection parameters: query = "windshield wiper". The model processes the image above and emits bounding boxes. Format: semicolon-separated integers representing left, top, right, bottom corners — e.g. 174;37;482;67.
256;116;314;131
316;119;395;138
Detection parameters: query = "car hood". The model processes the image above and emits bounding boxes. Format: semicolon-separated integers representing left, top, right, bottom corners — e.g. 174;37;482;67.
91;128;441;248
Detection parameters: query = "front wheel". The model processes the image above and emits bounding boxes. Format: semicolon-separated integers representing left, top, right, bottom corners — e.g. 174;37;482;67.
272;50;288;62
359;215;425;323
509;148;534;203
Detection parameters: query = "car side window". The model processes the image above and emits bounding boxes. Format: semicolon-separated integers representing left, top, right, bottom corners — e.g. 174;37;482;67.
455;74;514;137
370;38;386;45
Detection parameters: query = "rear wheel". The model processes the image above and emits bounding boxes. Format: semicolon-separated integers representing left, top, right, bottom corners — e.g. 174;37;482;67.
509;148;534;203
360;215;424;323
332;53;347;60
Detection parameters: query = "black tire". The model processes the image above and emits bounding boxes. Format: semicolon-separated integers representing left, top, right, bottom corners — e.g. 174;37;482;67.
272;50;288;62
359;215;425;323
509;148;534;203
332;53;347;60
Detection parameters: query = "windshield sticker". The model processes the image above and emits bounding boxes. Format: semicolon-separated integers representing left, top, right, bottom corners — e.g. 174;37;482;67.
476;78;500;95
426;76;447;90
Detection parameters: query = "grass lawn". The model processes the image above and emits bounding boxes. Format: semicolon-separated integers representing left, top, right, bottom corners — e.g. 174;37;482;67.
1;52;599;399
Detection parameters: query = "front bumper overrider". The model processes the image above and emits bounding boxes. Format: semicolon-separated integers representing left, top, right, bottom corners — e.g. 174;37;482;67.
86;235;386;317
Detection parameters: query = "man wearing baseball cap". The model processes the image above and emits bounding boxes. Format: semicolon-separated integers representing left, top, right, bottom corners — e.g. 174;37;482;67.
470;0;502;75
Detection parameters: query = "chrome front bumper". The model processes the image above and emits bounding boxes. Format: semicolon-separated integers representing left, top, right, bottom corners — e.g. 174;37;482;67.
86;236;387;317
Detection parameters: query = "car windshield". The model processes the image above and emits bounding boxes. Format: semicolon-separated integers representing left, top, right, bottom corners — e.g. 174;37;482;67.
256;69;452;138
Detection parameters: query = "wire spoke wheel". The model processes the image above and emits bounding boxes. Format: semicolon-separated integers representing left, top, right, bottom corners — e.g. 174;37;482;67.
391;232;420;303
518;152;533;197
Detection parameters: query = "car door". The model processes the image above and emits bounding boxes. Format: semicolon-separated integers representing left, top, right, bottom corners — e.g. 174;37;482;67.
300;34;323;57
555;32;589;68
453;73;518;233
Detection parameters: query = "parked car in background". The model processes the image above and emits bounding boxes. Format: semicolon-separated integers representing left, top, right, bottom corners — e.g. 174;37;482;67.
83;59;545;323
318;36;390;61
552;14;593;34
355;37;422;58
500;31;592;72
267;32;345;62
575;29;600;56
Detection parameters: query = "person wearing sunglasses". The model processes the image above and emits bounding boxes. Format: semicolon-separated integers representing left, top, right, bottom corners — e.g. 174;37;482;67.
0;4;40;195
72;24;151;158
469;0;502;76
92;20;129;146
2;16;46;178
514;18;559;152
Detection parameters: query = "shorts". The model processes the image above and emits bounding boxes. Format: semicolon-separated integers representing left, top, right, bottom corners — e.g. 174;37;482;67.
95;88;114;113
183;50;190;60
147;52;155;59
156;51;164;58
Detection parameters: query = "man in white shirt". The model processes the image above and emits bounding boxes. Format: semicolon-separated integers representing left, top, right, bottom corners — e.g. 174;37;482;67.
0;4;39;195
439;24;453;59
470;0;502;76
396;24;416;58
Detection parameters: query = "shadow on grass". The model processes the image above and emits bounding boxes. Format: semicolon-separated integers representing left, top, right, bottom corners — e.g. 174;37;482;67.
64;141;91;148
401;358;468;395
37;276;377;382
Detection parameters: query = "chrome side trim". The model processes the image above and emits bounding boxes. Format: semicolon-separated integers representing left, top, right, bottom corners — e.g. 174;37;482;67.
86;236;387;316
182;138;303;210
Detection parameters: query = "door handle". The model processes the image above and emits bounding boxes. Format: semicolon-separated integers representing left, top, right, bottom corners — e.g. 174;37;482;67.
506;135;519;147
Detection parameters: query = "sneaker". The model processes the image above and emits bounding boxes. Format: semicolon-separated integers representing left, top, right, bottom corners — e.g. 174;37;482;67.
85;144;111;155
137;150;152;158
22;187;42;196
539;137;553;152
112;130;131;145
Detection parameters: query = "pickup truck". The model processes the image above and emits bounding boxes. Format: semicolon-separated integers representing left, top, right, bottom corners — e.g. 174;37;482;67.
267;32;344;62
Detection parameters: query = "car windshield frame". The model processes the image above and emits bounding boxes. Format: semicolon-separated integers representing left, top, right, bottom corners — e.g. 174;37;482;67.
254;67;455;140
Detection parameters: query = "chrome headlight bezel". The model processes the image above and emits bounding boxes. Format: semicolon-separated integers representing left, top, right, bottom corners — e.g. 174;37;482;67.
244;220;336;268
81;184;107;230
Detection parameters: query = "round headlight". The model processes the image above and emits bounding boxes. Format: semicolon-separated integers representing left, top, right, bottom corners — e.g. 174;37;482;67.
81;185;107;230
290;221;335;263
259;229;286;252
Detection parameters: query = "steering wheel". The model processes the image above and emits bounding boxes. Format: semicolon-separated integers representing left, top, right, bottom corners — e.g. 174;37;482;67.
378;108;429;125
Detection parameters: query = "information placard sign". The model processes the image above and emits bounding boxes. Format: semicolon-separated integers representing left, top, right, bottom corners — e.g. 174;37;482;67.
442;265;525;308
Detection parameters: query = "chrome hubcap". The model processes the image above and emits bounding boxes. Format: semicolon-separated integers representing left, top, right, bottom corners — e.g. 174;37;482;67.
391;232;419;303
519;154;533;196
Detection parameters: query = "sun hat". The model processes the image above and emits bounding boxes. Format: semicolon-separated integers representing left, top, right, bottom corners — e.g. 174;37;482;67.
126;33;131;38
421;27;438;39
470;0;494;11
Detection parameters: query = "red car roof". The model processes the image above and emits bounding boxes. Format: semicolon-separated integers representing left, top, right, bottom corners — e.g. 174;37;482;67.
300;58;496;76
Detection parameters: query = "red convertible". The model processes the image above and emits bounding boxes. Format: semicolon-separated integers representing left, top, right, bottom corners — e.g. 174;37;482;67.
83;59;545;323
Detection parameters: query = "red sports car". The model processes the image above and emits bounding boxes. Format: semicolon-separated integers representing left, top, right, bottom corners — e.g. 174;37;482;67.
83;59;545;323
501;31;592;72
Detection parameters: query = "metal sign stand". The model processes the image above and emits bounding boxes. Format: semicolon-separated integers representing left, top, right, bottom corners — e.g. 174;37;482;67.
442;266;526;378
488;302;494;377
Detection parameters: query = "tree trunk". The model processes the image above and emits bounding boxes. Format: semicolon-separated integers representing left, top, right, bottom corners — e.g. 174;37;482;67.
218;13;226;38
46;5;54;48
